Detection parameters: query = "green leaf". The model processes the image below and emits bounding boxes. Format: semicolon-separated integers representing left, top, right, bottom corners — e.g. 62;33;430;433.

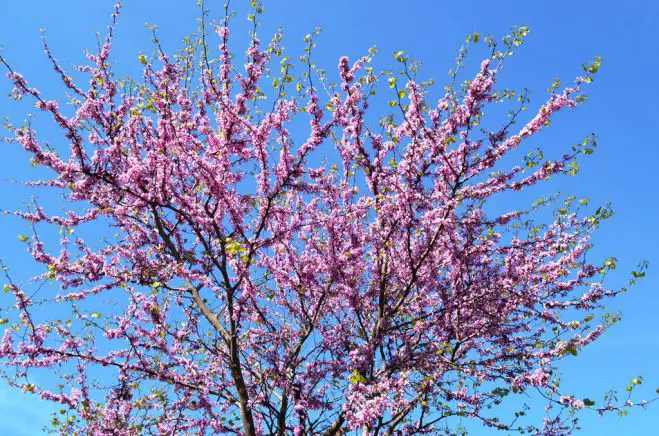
349;370;366;384
604;257;617;270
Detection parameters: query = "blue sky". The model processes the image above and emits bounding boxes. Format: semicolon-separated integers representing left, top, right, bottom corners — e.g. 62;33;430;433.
0;0;657;434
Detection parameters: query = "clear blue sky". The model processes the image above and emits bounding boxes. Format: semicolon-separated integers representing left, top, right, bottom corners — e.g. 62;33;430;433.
0;1;657;434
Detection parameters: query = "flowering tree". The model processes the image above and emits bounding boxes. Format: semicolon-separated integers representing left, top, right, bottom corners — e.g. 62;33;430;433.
0;2;653;435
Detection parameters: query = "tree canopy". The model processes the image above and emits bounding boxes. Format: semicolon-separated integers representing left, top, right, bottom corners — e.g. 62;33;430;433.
0;2;654;435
